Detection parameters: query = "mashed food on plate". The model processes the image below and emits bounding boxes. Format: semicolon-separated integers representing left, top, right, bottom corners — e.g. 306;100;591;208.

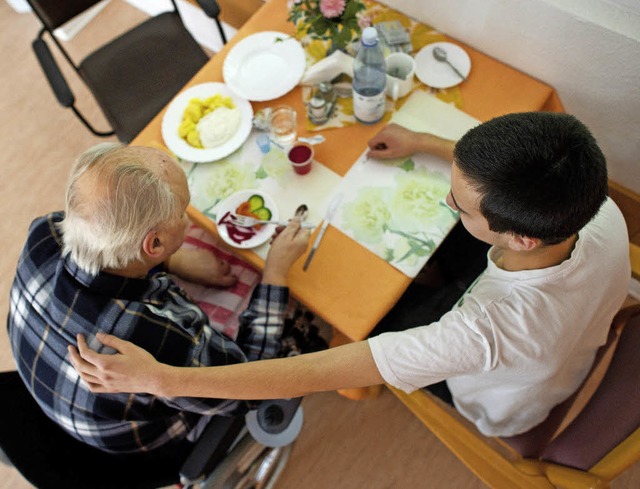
196;106;242;149
177;95;240;148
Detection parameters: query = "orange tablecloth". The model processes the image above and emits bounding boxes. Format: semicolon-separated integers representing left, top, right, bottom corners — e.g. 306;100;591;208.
132;0;564;342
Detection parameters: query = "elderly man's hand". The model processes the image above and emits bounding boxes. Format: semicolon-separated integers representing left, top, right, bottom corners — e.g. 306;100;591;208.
166;248;238;287
263;216;311;286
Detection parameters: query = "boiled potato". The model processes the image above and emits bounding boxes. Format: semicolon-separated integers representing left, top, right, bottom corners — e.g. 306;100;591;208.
179;95;236;148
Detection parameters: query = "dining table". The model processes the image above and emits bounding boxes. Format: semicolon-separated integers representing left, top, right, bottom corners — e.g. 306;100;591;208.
131;0;564;396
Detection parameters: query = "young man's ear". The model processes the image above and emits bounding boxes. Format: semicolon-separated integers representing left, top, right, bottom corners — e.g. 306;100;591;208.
142;230;164;258
508;234;541;252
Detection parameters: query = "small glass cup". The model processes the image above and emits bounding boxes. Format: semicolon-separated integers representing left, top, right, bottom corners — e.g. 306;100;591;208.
287;142;314;175
269;105;297;147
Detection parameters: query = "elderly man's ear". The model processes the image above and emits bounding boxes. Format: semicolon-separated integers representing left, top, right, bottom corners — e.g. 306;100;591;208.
142;231;165;259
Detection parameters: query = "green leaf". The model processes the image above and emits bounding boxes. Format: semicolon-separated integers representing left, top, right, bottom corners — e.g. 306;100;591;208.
344;0;365;18
384;248;395;262
399;159;415;172
255;166;268;179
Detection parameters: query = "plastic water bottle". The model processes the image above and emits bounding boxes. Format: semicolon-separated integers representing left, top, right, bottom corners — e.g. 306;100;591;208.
352;27;386;124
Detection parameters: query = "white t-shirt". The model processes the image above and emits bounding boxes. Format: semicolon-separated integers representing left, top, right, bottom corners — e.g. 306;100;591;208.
368;198;630;436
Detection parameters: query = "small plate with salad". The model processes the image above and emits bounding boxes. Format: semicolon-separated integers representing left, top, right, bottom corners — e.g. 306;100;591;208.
215;189;278;249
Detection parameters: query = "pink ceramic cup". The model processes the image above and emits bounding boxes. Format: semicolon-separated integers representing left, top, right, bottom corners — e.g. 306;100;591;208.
287;142;314;175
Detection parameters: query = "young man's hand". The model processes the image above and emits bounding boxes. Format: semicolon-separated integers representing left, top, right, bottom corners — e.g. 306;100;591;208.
367;123;456;161
68;333;160;394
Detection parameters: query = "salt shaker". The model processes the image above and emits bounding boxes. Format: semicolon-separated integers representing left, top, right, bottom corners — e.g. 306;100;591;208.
307;82;336;125
308;94;328;125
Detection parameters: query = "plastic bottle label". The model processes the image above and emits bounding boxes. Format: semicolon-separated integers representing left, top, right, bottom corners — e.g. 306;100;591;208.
353;90;386;123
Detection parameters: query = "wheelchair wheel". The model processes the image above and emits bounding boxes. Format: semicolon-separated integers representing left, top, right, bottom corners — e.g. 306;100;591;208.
202;432;293;489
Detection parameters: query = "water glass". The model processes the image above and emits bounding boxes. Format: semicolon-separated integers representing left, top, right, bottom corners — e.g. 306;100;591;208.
269;105;297;147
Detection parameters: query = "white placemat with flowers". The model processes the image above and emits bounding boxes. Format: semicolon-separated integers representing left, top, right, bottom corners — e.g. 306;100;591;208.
331;92;480;277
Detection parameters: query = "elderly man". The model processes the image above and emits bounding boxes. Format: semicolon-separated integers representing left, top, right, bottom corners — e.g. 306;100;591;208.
8;143;310;456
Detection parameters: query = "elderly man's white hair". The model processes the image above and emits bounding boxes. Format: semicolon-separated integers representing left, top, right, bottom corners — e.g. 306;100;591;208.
60;143;182;275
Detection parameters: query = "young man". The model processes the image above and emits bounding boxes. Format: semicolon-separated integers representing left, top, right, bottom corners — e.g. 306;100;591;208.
8;143;310;455
69;113;631;438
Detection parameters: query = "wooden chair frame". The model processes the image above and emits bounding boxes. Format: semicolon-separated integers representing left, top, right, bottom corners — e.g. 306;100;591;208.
389;302;640;489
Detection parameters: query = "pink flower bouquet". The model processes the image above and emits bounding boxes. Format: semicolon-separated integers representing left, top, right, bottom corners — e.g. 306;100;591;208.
288;0;368;53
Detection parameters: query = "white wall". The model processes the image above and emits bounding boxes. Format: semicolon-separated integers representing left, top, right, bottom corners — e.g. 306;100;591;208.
385;0;640;193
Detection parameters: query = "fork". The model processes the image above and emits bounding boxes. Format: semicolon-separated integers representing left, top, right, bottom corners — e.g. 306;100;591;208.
230;214;316;229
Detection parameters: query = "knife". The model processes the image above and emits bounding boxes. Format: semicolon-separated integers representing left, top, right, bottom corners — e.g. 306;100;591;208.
303;192;344;271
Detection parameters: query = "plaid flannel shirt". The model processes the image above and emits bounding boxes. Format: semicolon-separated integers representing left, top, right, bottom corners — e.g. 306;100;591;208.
8;212;288;453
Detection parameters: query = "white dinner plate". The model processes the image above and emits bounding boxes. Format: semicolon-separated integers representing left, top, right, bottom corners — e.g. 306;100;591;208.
223;31;306;101
161;82;253;163
216;189;279;249
414;42;471;89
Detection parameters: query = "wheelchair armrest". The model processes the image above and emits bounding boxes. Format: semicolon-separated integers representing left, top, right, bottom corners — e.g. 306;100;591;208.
193;0;221;19
256;397;302;434
179;414;245;487
32;38;75;108
246;397;304;448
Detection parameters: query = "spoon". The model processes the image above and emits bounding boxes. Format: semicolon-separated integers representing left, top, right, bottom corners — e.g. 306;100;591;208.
295;204;309;220
298;135;326;145
432;46;466;81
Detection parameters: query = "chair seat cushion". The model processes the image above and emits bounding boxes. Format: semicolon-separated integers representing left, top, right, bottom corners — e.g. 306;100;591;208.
540;314;640;470
79;11;209;142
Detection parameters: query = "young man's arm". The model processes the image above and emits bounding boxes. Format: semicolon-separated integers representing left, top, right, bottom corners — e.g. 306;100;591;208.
69;334;384;399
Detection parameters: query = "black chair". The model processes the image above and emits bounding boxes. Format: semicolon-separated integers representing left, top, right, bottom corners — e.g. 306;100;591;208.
26;0;227;143
0;370;301;489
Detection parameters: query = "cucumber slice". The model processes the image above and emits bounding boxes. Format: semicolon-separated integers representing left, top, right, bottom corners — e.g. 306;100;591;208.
253;207;272;220
248;194;265;212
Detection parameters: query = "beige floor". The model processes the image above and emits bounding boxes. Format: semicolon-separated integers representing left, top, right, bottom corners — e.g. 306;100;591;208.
1;2;639;488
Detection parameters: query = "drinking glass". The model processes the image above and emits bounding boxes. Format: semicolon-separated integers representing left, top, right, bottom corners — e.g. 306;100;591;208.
269;105;297;147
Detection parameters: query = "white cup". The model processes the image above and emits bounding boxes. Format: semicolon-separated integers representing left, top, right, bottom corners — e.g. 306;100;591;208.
385;52;416;101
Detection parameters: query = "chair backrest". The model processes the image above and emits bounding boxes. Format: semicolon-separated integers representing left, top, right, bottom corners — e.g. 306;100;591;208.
0;369;300;489
502;303;640;469
539;305;640;472
24;0;218;142
27;0;105;31
0;370;187;489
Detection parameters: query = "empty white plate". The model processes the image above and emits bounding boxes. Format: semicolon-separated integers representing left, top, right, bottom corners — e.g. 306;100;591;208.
415;42;471;89
223;31;307;101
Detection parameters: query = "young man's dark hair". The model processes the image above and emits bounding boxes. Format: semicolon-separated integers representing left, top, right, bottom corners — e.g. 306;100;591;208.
453;112;608;244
